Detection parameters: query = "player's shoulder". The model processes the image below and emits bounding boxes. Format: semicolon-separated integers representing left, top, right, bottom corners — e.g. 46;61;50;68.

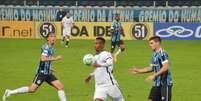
41;43;49;50
101;51;110;54
62;16;67;20
159;48;168;56
100;51;112;57
112;20;116;24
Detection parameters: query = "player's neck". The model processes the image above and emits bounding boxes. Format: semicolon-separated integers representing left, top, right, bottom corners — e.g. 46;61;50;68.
47;42;52;47
155;47;162;52
96;50;103;54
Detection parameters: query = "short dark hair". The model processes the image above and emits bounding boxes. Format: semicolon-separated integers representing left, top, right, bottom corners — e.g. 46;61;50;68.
149;36;162;43
96;37;105;44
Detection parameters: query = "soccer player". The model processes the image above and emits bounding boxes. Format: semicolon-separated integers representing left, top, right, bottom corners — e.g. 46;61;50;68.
129;36;173;101
56;7;66;21
110;14;125;61
3;33;67;101
61;12;74;47
84;37;125;101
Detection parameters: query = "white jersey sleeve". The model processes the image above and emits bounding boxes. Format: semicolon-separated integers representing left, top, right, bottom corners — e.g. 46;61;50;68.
99;52;113;67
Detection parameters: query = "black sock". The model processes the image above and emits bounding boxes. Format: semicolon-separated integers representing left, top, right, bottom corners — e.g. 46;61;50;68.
66;40;69;46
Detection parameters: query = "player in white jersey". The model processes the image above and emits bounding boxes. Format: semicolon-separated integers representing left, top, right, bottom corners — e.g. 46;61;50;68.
61;12;74;47
85;37;125;101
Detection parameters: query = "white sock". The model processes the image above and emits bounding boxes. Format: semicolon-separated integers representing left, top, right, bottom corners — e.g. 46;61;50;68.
115;48;121;56
58;90;67;101
9;86;29;95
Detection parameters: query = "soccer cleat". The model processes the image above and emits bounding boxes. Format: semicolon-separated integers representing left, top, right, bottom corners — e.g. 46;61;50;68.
3;89;11;101
65;45;69;48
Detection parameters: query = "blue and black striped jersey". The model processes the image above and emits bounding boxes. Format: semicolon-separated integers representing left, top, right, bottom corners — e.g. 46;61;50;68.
111;20;121;42
151;48;173;87
35;43;54;75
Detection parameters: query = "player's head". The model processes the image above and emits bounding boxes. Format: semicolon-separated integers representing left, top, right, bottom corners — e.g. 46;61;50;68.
114;13;120;21
94;37;105;52
66;11;70;18
149;36;162;51
47;32;56;45
59;7;64;11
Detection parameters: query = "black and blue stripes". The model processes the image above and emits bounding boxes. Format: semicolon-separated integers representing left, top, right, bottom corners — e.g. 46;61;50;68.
151;49;173;87
35;43;54;75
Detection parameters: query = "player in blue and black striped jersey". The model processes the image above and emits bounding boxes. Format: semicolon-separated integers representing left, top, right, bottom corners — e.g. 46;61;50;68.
129;36;173;101
110;14;125;61
3;33;67;101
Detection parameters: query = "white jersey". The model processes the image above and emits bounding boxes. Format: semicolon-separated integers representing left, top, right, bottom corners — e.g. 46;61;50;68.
62;16;74;36
93;51;118;88
62;16;74;29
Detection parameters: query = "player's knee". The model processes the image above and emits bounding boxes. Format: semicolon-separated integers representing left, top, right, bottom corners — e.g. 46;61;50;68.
29;88;37;93
57;84;64;90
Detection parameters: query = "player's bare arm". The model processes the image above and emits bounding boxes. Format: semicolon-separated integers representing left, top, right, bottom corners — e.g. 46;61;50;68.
129;66;152;74
84;75;92;84
41;55;63;61
146;62;169;81
110;28;115;33
84;72;95;84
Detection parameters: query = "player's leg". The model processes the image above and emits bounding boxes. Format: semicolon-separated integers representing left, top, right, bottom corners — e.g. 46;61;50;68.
46;74;67;101
51;80;67;101
3;82;41;101
148;87;161;101
61;27;66;44
161;85;172;101
3;73;43;100
108;85;125;101
93;87;107;101
111;35;117;53
111;41;116;53
64;28;71;47
115;40;125;56
65;35;70;47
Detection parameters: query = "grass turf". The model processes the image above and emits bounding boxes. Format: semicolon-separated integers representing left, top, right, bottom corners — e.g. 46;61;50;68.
0;39;201;101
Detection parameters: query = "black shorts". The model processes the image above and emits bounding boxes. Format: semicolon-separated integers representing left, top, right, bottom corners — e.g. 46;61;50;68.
111;40;124;48
33;73;58;86
148;86;172;101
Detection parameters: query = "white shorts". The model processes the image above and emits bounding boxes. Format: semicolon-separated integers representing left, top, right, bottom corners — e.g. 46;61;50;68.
93;85;124;101
63;28;71;36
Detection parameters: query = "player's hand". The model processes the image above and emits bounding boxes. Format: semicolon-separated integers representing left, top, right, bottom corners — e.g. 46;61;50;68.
110;29;115;33
55;55;63;60
51;68;56;73
84;76;92;84
145;74;156;81
129;68;139;74
92;63;101;68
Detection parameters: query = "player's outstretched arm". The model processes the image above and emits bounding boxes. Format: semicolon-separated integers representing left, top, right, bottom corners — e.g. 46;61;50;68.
41;55;63;61
145;62;169;81
129;66;152;74
84;73;94;84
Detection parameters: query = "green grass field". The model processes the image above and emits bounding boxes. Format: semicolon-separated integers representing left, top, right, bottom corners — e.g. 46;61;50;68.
0;39;201;101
